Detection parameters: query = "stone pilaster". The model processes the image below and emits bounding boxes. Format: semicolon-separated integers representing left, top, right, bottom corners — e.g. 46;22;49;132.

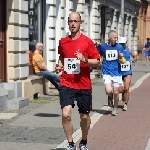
128;16;134;48
90;0;101;43
105;7;113;42
45;0;57;71
132;17;138;54
117;13;122;37
7;0;29;81
110;9;118;31
124;14;130;39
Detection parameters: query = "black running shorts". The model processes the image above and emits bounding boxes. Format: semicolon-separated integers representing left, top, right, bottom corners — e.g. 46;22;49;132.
59;86;92;114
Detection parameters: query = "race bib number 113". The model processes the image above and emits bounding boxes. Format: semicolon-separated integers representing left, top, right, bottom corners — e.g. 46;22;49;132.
64;58;80;74
106;50;118;61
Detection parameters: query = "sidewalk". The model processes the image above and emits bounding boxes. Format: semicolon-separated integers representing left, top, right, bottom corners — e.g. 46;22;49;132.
0;60;150;150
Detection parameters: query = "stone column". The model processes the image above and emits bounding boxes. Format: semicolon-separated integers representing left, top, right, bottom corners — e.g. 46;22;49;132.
105;7;113;42
132;17;138;54
110;9;118;31
90;0;101;42
84;4;90;36
76;0;85;33
7;0;29;81
124;14;130;39
45;0;56;71
127;16;133;48
117;13;122;37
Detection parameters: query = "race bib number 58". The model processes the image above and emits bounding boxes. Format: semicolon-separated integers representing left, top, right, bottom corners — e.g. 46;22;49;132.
64;58;80;74
106;50;118;61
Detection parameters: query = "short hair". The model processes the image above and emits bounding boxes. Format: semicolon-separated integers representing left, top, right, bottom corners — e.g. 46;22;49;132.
68;12;81;21
35;42;43;48
108;30;117;37
147;38;149;41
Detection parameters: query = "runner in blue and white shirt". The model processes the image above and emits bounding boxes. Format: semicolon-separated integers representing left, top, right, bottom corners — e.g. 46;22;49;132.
99;30;124;116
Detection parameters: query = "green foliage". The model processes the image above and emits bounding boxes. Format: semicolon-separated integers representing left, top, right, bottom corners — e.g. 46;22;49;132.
30;99;53;104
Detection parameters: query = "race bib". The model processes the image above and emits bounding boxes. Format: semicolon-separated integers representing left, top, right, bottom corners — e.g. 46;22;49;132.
121;61;130;71
145;48;149;51
106;50;118;61
64;58;80;74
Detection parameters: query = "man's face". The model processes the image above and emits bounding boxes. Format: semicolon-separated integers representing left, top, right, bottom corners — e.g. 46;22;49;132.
120;43;126;47
109;33;118;45
38;45;44;53
68;13;82;33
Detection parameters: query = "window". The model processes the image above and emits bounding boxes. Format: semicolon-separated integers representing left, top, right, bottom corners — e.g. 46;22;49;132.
28;0;38;52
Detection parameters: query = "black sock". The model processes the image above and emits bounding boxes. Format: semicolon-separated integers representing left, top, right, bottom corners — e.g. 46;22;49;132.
108;93;113;98
80;139;87;145
69;141;74;147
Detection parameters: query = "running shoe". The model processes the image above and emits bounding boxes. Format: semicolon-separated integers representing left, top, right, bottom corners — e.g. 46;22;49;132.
111;108;118;116
79;143;88;150
122;104;128;111
65;144;77;150
108;93;113;107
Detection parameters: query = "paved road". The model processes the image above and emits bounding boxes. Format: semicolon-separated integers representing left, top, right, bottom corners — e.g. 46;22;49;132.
0;60;149;150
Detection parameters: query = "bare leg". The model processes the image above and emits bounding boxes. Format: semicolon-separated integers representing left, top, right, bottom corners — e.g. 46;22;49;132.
146;56;149;65
62;105;73;142
80;113;91;140
105;83;113;107
123;75;132;104
113;87;119;108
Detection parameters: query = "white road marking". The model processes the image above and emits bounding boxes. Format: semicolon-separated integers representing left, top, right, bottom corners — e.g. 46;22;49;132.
55;73;150;149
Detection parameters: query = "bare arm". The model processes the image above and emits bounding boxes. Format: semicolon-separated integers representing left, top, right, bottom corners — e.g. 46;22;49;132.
58;55;64;67
82;58;100;67
129;47;137;62
74;51;100;67
36;60;48;71
55;55;64;74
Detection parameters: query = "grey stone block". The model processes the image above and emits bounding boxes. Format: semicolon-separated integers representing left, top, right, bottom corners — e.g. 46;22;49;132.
0;87;8;111
0;82;22;98
90;72;97;79
0;87;8;96
14;82;22;97
0;95;7;111
2;82;15;90
7;90;15;100
7;97;29;110
0;83;4;88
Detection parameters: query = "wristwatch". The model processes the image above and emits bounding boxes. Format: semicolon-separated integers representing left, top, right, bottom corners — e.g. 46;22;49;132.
83;58;88;64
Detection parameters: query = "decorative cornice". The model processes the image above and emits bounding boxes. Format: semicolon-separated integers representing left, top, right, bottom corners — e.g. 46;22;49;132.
99;0;141;17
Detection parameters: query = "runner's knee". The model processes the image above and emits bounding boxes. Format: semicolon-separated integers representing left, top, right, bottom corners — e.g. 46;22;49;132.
80;114;89;122
105;88;112;95
124;87;129;92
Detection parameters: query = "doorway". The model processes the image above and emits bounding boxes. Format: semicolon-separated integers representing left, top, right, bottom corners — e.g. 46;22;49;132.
0;0;6;82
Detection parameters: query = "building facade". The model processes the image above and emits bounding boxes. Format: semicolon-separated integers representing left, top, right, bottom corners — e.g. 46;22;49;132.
0;0;143;100
137;0;149;50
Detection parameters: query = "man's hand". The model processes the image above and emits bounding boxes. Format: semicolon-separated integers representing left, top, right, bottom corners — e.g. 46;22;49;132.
119;52;123;58
55;64;63;74
74;50;85;62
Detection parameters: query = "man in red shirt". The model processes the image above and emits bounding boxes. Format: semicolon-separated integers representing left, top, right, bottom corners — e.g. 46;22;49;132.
56;12;100;150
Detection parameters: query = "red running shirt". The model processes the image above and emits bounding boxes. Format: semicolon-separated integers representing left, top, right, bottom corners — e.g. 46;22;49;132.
58;34;99;89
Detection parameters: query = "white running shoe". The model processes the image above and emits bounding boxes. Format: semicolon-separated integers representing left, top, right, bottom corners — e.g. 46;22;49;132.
122;104;128;111
111;108;118;116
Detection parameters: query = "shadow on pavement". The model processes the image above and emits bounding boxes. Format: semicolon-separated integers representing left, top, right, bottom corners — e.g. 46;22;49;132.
51;148;65;150
118;105;124;109
92;108;111;115
34;113;61;117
